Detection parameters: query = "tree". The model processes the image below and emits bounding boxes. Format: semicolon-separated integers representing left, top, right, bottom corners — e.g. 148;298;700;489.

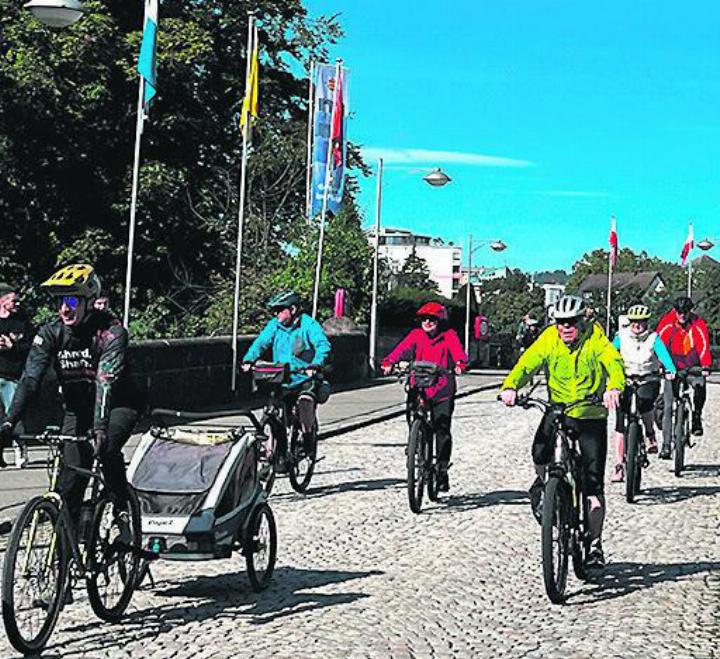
474;270;544;336
395;248;437;292
0;0;342;336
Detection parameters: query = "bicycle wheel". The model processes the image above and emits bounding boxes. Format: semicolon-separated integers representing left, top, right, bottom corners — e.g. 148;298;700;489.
288;422;317;494
244;503;277;592
625;421;640;503
86;491;141;622
674;403;687;478
407;419;426;514
426;430;439;502
258;417;279;495
2;496;69;656
541;477;570;604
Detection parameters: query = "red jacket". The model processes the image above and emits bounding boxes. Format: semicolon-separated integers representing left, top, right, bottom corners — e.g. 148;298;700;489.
382;328;468;401
656;310;712;369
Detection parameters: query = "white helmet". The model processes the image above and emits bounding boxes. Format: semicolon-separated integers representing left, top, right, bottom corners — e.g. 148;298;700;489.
553;295;586;320
627;304;651;321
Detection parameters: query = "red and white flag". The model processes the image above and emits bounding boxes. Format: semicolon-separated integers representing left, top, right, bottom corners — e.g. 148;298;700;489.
330;69;345;168
608;216;618;267
680;223;694;266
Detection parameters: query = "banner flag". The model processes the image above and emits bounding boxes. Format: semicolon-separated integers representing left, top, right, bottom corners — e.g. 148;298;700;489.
240;27;259;132
680;223;694;266
137;0;158;108
310;63;349;216
608;216;618;267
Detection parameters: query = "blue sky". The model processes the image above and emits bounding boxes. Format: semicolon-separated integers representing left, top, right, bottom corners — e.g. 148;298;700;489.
305;0;720;272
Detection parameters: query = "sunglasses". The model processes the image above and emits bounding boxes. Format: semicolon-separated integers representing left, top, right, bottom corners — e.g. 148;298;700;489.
420;316;438;323
56;295;81;310
557;317;580;327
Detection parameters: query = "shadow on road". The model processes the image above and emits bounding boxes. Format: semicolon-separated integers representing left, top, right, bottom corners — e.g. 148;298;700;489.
48;566;382;657
567;560;720;604
679;463;720;478
636;484;720;505
426;489;529;514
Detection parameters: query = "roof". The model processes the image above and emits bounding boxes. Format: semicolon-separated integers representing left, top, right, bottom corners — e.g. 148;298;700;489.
578;271;663;293
691;254;720;268
533;270;569;285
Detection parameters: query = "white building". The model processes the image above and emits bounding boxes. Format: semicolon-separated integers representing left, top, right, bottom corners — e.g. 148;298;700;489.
373;227;462;298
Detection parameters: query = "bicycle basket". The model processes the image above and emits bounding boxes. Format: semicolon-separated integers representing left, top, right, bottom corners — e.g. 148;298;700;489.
253;361;289;385
410;360;440;388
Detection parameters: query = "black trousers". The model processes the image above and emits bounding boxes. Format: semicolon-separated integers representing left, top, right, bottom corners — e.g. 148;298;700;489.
58;406;138;515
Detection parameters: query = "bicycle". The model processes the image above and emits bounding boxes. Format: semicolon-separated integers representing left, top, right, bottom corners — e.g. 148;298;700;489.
512;391;597;604
671;366;704;478
622;373;661;503
396;361;449;514
251;362;324;494
1;429;141;656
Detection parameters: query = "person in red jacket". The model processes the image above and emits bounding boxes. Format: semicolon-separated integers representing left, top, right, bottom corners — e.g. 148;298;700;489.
656;296;711;454
381;302;468;491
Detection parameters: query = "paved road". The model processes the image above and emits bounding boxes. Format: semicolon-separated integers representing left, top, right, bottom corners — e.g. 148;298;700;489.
0;379;718;657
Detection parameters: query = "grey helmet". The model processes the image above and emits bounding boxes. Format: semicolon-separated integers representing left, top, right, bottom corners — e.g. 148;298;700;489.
553;295;586;320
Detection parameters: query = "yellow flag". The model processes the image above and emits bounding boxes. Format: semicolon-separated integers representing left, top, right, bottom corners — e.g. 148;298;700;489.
240;34;259;131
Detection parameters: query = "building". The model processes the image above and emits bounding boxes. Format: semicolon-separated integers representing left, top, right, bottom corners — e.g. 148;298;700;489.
532;271;568;309
373;227;462;298
578;271;666;299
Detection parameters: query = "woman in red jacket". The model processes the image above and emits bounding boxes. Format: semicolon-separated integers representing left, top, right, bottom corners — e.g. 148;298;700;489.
381;302;468;491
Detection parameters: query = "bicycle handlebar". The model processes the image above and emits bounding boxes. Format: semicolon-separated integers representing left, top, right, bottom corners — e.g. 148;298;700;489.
11;431;90;445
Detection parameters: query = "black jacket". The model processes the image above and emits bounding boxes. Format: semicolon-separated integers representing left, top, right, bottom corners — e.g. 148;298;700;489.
0;312;33;381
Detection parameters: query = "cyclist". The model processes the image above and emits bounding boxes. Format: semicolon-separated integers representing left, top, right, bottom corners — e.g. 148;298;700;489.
656;296;711;455
381;302;468;492
0;265;144;540
500;295;624;570
610;304;676;482
242;291;331;461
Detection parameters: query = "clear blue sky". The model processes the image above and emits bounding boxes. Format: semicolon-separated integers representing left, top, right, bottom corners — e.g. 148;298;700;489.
305;0;720;272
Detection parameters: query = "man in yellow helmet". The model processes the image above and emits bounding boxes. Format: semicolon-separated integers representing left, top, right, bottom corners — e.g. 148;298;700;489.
1;265;144;540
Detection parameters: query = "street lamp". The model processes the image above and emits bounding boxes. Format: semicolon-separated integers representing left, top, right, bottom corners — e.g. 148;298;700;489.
697;237;718;251
423;168;451;187
24;0;86;28
464;236;507;356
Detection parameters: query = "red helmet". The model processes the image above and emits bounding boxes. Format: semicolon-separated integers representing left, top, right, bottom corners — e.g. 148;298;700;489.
416;302;448;322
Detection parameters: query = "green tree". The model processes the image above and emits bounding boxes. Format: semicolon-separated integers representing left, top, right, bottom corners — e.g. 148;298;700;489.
395;248;437;292
474;270;544;335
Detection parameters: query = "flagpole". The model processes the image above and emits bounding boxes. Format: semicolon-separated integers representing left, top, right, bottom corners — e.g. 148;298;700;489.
305;60;315;222
312;58;342;319
605;254;614;335
686;221;693;297
123;77;146;329
687;257;692;297
369;157;383;374
231;14;255;392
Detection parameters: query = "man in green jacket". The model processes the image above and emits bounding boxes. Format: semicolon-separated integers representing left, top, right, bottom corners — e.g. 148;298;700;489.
500;295;624;570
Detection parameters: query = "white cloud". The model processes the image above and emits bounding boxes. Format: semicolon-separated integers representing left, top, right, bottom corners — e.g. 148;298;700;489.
362;147;533;168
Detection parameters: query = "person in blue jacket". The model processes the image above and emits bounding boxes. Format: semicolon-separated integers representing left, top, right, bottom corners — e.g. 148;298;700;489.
242;291;331;451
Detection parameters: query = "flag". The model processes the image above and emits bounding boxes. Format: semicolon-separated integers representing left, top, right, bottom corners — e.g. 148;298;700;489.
240;27;259;131
309;63;349;216
608;216;618;267
137;0;158;107
680;223;694;266
330;69;344;168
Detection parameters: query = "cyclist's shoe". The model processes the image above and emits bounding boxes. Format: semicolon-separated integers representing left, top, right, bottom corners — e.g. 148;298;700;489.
0;453;7;469
302;432;315;455
528;477;544;525
691;413;703;436
114;511;133;547
659;444;671;460
584;542;605;571
645;434;658;454
611;463;625;483
437;467;450;492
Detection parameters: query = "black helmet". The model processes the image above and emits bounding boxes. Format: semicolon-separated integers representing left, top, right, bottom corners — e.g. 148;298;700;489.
267;290;301;309
673;296;694;314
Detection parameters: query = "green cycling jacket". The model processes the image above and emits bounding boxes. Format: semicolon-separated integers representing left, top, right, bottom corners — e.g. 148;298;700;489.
502;322;625;419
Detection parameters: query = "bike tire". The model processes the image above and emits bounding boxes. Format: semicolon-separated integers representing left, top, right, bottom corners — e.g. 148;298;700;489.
244;503;277;592
541;477;570;604
259;417;280;495
287;423;317;494
426;430;439;502
86;491;141;622
2;496;68;656
625;421;640;503
407;419;426;514
674;403;686;478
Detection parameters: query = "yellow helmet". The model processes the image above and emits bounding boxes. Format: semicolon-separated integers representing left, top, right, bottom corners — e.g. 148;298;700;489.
41;264;102;299
627;304;651;321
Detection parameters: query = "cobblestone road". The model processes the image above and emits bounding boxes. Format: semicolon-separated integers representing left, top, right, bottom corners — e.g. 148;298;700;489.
1;385;718;658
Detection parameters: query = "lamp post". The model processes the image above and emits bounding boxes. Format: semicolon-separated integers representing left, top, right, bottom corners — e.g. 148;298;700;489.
697;237;718;251
24;0;86;27
464;236;507;355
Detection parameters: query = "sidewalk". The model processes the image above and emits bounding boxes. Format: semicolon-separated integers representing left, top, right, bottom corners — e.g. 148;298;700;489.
0;370;506;532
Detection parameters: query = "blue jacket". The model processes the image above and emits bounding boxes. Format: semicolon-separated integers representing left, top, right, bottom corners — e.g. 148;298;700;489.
243;314;332;388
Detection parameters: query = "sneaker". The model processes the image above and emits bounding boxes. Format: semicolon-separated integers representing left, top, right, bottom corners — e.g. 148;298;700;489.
0;453;7;469
584;543;605;571
611;463;625;483
659;445;671;460
437;468;449;493
528;477;544;525
114;511;133;546
645;434;658;454
691;414;703;437
14;443;28;469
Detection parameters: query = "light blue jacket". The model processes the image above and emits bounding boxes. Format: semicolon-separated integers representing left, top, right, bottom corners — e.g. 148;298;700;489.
243;314;332;388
